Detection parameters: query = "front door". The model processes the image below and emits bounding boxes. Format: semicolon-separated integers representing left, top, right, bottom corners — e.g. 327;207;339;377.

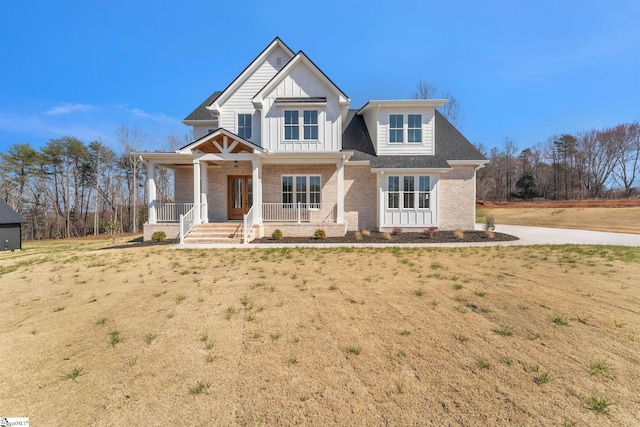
228;175;253;220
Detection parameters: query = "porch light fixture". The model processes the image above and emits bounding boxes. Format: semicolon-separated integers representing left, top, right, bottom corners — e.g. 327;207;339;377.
234;160;238;168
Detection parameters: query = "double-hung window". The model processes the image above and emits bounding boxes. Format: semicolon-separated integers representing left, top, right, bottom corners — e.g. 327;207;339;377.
418;176;430;208
237;114;252;139
389;114;423;143
389;114;403;143
282;175;321;206
408;114;422;143
284;110;299;140
303;110;318;140
388;176;400;208
403;176;415;208
388;175;431;209
284;110;319;141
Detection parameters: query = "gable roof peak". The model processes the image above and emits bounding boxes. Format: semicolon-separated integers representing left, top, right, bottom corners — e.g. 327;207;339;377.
252;49;350;107
206;37;295;114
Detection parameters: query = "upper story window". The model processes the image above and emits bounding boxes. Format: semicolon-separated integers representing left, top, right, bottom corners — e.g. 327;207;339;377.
408;114;422;143
284;110;319;141
389;114;403;143
238;114;252;139
303;110;318;140
284;110;299;140
389;114;423;144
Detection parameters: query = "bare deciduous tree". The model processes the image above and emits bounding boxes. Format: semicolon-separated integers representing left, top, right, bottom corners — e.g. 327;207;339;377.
412;81;460;126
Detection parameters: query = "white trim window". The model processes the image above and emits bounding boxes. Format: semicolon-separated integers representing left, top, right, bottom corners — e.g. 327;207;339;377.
403;176;415;208
389;114;422;144
388;176;399;208
282;175;321;207
284;110;299;140
408;114;422;143
418;176;430;208
238;114;252;139
388;174;431;209
389;114;403;143
284;110;319;141
303;110;318;140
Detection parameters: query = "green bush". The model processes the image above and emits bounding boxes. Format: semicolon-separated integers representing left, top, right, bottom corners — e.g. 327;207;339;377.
314;229;327;239
151;231;167;242
271;229;283;240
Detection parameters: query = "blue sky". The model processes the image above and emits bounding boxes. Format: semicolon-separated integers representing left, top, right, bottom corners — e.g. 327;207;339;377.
1;0;639;154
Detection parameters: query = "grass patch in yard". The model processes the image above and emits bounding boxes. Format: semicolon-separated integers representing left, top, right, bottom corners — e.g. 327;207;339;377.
2;238;639;425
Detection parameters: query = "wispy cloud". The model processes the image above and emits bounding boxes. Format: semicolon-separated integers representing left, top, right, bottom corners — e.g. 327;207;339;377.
118;104;178;124
0;102;185;152
45;102;94;116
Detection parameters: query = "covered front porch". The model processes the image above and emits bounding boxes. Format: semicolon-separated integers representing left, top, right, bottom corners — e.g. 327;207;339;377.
140;129;349;243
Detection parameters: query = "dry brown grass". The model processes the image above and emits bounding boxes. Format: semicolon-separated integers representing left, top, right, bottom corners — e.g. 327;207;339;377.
1;238;640;425
477;206;640;234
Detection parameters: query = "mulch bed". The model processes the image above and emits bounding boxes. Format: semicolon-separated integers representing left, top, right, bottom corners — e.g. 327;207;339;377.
253;230;519;244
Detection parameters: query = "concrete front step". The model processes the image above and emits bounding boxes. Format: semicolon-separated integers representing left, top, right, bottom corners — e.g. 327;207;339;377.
184;223;247;244
184;238;244;244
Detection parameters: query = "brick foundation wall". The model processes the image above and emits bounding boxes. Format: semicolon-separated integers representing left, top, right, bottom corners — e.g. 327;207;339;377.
438;165;477;230
143;223;180;241
344;164;377;231
262;222;347;238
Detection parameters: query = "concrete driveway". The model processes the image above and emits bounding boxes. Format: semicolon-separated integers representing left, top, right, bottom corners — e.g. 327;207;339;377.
483;224;640;247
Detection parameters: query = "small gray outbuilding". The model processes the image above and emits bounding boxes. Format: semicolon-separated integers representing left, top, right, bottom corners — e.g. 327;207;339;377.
0;200;25;251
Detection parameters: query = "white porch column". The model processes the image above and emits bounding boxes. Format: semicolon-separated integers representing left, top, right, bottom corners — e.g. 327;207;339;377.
336;157;344;223
193;160;201;224
200;162;208;223
147;161;157;224
252;158;262;222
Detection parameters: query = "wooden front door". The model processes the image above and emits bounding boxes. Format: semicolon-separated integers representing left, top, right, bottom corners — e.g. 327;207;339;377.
228;176;253;220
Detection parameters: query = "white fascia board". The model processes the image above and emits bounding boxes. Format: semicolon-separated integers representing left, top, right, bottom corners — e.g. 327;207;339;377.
345;160;371;166
260;151;351;164
133;152;194;165
447;160;490;166
182;119;218;126
370;167;452;174
358;99;447;115
206;102;221;114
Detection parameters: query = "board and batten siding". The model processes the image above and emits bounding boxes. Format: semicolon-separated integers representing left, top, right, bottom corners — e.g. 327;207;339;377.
361;108;435;156
218;47;289;145
261;62;342;153
378;173;439;228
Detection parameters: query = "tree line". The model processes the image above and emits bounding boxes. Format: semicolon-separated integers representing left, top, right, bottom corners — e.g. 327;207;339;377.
1;126;187;240
475;122;640;202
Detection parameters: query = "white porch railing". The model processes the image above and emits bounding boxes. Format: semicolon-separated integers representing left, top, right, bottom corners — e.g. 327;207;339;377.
261;203;336;223
243;205;256;245
157;203;195;222
179;204;200;244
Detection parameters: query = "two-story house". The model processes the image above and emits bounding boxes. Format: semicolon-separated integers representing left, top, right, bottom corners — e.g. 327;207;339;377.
137;37;487;243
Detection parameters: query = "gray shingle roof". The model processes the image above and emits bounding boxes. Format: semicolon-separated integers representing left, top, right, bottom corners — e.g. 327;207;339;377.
433;110;486;161
183;91;222;121
0;200;25;224
342;109;486;169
